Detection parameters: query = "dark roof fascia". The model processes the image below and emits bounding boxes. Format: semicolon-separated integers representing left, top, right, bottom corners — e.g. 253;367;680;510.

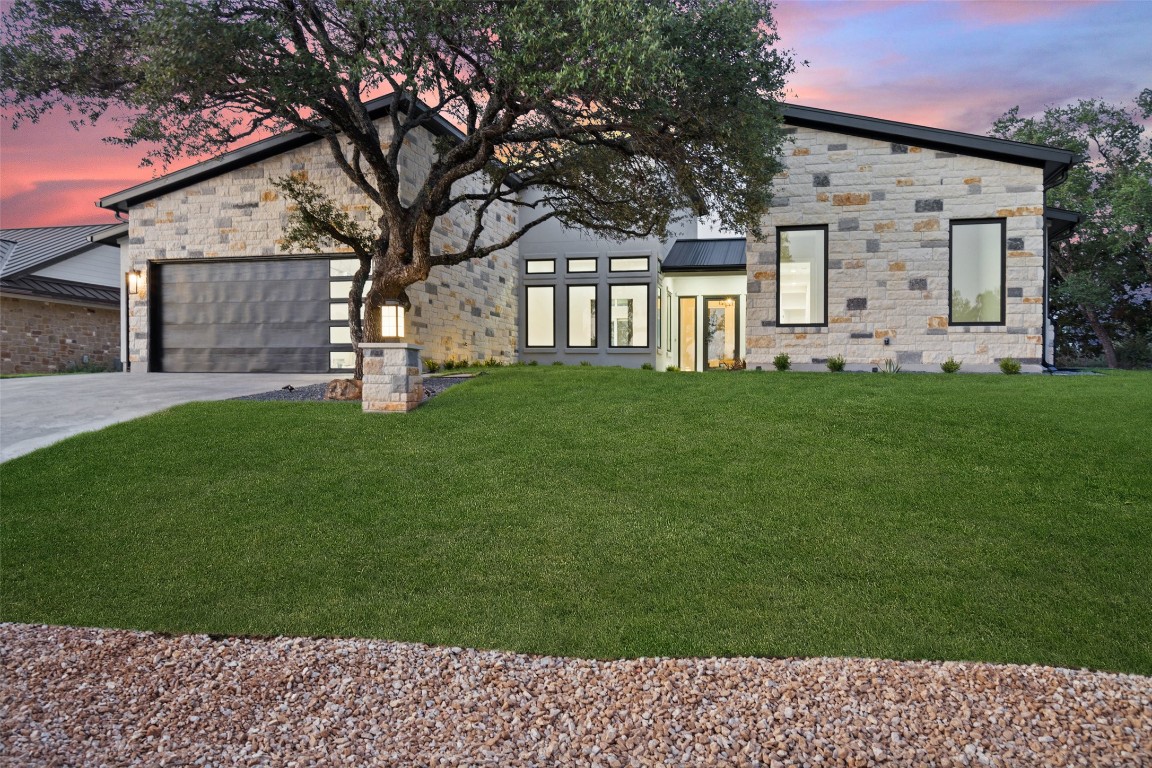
99;93;475;213
781;104;1079;189
90;222;130;246
660;264;747;274
1045;206;1083;242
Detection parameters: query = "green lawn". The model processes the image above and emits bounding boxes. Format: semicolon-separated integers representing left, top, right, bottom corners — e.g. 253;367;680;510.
3;368;1150;673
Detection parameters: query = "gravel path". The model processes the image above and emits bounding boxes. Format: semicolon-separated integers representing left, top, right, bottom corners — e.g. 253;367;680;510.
2;623;1148;767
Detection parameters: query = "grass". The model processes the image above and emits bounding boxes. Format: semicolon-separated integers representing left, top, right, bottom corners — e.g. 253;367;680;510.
2;368;1150;674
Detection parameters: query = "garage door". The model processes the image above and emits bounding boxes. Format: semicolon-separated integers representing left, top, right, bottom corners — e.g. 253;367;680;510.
152;258;334;373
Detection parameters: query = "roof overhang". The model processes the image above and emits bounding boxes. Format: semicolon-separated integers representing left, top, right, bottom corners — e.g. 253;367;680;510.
661;238;747;273
1045;206;1083;242
781;104;1081;189
90;222;130;245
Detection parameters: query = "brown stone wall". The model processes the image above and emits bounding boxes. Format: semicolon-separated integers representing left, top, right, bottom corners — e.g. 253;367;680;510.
0;296;120;374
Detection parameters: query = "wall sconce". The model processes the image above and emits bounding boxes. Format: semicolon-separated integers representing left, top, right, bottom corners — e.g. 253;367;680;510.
379;301;405;340
126;270;143;299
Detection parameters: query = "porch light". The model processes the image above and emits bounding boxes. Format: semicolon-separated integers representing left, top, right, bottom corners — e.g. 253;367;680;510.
126;269;143;298
379;301;405;340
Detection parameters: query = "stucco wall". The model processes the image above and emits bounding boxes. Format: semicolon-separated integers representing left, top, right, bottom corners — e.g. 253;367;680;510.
747;127;1047;372
0;296;120;374
126;122;518;370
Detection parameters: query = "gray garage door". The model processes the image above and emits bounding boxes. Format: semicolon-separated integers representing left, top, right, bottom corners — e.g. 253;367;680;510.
153;259;332;373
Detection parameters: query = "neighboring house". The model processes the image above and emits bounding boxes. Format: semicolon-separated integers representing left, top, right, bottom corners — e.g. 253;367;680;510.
0;225;123;374
98;96;1078;375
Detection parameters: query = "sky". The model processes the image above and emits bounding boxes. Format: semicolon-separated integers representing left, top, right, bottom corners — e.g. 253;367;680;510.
1;0;1150;229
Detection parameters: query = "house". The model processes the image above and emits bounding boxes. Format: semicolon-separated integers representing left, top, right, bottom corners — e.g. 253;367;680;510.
0;225;123;374
98;96;1078;375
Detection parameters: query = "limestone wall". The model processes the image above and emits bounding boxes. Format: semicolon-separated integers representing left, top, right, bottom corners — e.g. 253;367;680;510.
126;122;518;370
747;128;1047;372
0;296;120;374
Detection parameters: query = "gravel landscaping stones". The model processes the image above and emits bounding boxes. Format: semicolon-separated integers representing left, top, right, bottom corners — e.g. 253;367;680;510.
231;375;472;402
2;623;1149;767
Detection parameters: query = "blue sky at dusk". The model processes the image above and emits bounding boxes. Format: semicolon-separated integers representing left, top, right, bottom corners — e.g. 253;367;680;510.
2;0;1149;227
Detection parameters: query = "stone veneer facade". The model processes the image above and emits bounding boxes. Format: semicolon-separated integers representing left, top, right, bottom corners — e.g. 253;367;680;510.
125;121;518;371
0;296;120;374
747;127;1047;372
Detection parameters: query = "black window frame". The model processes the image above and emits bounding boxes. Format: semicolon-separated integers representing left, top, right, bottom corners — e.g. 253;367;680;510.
609;255;650;273
525;258;557;275
776;225;830;328
566;257;598;274
566;283;598;349
525;284;556;348
948;218;1007;327
608;282;650;348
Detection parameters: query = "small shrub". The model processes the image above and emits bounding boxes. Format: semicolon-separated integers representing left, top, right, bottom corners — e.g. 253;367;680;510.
666;365;680;372
551;360;565;366
484;357;503;367
999;357;1022;375
941;357;961;374
773;353;791;371
579;360;592;367
441;358;456;371
528;360;539;366
729;358;747;371
422;358;441;374
640;362;654;370
826;355;845;372
881;358;902;374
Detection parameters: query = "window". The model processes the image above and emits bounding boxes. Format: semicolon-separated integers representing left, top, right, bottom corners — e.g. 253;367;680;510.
609;284;648;347
567;258;597;273
526;285;555;347
526;259;556;274
610;256;649;272
330;351;356;370
679;296;697;371
330;258;360;277
330;325;352;344
777;226;828;326
950;219;1005;324
705;296;740;370
656;292;662;351
665;288;673;351
568;285;597;347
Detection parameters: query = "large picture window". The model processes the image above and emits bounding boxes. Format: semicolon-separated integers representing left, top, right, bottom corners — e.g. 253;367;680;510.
950;219;1005;324
568;285;597;348
777;226;828;326
526;285;555;347
609;284;648;347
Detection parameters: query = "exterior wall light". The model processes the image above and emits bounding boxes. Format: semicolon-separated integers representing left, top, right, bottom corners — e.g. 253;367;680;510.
126;270;144;298
380;301;406;341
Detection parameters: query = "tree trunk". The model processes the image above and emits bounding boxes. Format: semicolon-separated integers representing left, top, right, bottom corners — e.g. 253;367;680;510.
1081;304;1119;368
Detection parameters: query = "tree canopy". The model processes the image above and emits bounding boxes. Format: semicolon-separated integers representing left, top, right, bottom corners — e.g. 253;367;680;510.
991;91;1152;368
1;0;794;371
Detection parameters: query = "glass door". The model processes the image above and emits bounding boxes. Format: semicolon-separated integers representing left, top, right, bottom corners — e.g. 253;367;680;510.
678;296;696;371
705;296;740;369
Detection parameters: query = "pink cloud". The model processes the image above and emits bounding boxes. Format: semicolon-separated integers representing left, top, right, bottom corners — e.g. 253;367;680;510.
943;0;1109;26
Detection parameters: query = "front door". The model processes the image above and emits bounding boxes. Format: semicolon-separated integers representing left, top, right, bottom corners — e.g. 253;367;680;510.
705;296;740;370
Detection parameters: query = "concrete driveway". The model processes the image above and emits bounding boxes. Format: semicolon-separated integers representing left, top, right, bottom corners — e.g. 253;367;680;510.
0;372;334;463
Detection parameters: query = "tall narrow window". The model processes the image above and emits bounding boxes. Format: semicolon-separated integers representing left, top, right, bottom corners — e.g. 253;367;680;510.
568;285;597;348
679;296;697;371
656;292;662;351
526;285;555;347
950;219;1005;324
777;226;828;326
705;296;740;370
609;284;648;347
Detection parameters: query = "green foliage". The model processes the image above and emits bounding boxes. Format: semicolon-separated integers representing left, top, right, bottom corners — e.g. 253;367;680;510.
640;363;654;370
4;367;1152;673
528;360;539;366
551;360;565;366
999;358;1022;375
991;92;1152;368
579;361;592;367
826;355;846;372
666;365;679;372
941;357;962;374
483;358;504;368
1115;333;1152;370
422;358;441;374
881;359;902;374
773;354;790;371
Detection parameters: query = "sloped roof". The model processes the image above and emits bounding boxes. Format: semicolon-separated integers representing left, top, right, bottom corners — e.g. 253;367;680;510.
661;238;746;272
781;104;1080;189
0;274;119;305
0;225;114;279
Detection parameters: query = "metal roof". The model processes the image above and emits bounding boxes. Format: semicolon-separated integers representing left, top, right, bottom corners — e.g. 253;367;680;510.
90;222;130;245
99;93;472;213
0;274;119;305
661;238;747;272
0;225;114;279
781;104;1081;189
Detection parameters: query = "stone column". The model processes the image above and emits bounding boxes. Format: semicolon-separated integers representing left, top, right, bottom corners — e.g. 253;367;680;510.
361;343;424;413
